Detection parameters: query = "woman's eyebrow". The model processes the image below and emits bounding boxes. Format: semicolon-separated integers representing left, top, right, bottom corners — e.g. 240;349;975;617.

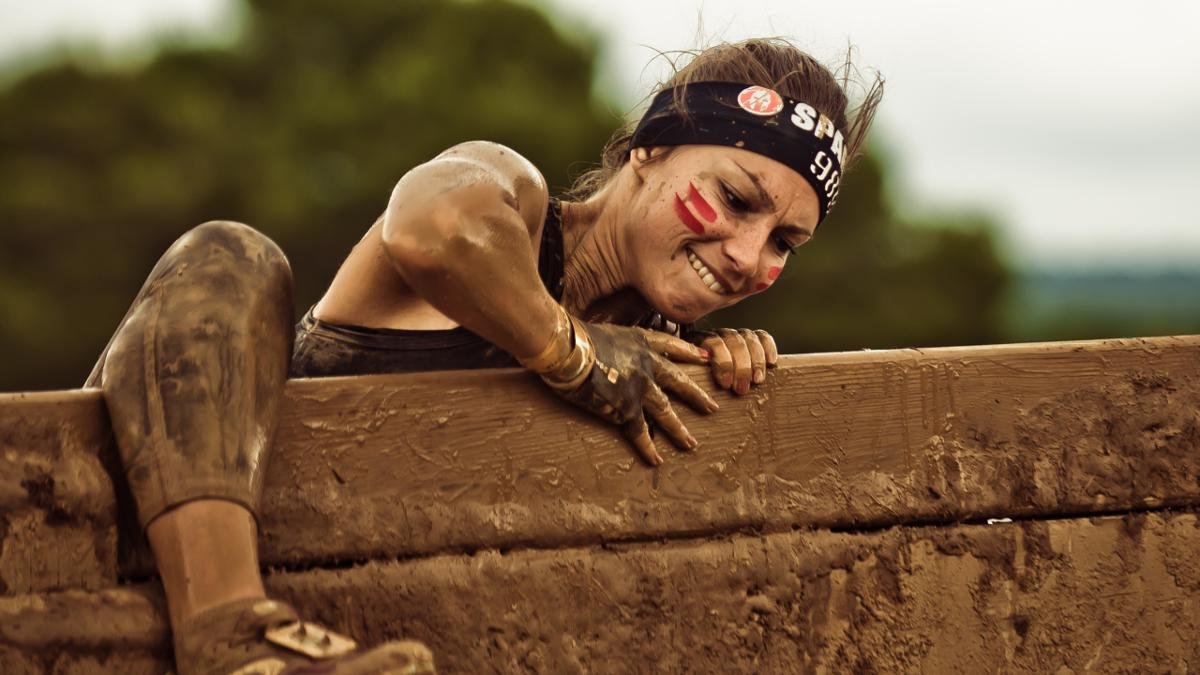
732;160;813;238
781;223;813;239
731;161;774;208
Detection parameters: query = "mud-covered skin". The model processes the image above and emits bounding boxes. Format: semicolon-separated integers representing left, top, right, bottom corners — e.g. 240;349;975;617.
85;221;294;529
686;328;779;395
550;322;716;466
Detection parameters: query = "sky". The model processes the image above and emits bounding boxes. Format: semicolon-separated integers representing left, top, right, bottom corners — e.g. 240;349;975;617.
2;0;1198;271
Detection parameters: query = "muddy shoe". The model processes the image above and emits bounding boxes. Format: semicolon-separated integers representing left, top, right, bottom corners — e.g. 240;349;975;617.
173;597;435;675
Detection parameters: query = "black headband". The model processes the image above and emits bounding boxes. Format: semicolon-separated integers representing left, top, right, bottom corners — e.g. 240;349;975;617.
631;81;847;221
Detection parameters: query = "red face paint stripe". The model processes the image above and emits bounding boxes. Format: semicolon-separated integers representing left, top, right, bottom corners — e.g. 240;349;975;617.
767;267;782;280
673;195;706;235
755;282;769;291
687;182;718;223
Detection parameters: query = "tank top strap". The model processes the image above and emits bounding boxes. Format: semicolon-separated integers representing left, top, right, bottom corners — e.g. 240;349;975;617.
538;197;566;302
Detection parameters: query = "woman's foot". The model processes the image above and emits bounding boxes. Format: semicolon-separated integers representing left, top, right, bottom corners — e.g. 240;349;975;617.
173;597;435;675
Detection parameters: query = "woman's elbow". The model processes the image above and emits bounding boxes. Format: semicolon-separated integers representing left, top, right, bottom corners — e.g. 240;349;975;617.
381;202;466;279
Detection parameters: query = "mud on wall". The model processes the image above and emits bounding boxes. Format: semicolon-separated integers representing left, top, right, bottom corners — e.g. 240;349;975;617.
1;513;1196;673
267;513;1200;674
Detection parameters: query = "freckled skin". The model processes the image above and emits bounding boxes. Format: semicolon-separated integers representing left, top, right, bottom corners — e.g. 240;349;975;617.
625;146;821;324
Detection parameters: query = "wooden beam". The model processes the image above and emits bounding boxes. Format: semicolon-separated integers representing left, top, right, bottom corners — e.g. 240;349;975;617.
257;335;1200;567
2;336;1198;581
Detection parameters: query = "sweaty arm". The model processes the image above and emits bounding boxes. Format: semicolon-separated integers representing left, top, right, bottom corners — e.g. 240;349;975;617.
380;141;559;360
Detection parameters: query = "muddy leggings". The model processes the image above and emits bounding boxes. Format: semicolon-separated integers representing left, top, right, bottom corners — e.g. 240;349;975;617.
84;221;294;529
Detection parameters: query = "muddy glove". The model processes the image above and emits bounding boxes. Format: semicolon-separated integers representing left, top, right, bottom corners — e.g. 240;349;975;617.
520;306;718;466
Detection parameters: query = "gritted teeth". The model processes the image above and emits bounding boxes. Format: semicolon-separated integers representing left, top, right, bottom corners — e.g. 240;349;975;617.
685;247;729;295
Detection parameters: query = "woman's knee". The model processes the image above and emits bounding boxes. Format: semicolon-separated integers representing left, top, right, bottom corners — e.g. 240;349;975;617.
91;221;295;384
174;221;293;287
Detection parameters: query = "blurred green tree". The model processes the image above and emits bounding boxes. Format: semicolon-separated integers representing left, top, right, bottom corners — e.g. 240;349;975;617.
0;0;1013;391
0;0;618;390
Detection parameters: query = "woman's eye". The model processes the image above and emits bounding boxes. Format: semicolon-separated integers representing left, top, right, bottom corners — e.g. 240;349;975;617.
773;235;798;255
721;184;749;212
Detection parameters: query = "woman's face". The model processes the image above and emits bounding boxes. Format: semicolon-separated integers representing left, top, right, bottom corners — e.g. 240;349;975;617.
623;144;821;324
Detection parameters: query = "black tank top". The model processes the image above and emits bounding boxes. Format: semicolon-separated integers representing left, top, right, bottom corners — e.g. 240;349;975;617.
289;199;566;378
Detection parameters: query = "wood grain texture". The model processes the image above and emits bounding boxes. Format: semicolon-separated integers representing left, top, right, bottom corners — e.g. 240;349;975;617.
258;335;1200;567
2;336;1198;576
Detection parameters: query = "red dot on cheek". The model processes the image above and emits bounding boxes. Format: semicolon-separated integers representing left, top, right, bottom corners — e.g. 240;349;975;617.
767;267;782;280
755;282;769;291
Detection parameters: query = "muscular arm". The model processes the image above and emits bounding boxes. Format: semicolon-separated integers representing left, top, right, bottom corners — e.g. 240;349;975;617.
380;141;557;359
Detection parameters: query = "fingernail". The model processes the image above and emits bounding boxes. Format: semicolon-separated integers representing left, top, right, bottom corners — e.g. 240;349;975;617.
654;454;664;466
753;368;764;384
721;374;732;388
700;348;710;360
688;434;698;449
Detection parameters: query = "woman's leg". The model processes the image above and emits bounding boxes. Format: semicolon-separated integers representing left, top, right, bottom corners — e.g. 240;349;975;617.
87;220;293;627
146;500;266;627
88;221;434;673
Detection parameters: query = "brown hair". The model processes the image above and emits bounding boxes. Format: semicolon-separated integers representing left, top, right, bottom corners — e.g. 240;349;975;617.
569;38;884;199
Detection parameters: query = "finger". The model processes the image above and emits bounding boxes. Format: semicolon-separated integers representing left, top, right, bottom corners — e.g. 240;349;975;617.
740;328;767;385
718;328;752;395
640;329;709;364
643;384;697;451
653;358;719;413
702;334;734;390
622;416;663;466
755;329;779;367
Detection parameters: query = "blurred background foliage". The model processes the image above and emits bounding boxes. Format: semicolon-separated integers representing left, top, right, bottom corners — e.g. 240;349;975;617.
0;0;1196;391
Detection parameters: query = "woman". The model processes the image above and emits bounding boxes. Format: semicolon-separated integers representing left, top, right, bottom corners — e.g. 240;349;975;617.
87;38;881;675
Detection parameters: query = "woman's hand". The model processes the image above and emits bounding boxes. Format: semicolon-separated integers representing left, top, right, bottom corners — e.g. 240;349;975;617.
536;319;719;466
690;328;779;395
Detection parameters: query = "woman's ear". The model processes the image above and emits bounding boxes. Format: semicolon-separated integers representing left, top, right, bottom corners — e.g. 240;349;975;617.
629;146;670;181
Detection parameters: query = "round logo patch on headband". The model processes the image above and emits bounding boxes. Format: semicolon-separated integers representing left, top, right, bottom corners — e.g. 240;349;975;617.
737;86;784;116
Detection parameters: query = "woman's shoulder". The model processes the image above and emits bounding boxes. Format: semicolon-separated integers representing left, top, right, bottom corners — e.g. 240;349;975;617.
436;141;542;179
436;141;547;202
396;140;549;233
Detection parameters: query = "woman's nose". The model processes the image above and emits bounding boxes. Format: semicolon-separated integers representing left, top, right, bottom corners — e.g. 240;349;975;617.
720;224;768;279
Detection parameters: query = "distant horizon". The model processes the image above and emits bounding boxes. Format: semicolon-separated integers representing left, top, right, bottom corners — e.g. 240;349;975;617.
1016;266;1200;278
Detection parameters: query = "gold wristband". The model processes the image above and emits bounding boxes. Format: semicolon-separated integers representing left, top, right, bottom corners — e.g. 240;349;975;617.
518;304;571;374
541;315;596;391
